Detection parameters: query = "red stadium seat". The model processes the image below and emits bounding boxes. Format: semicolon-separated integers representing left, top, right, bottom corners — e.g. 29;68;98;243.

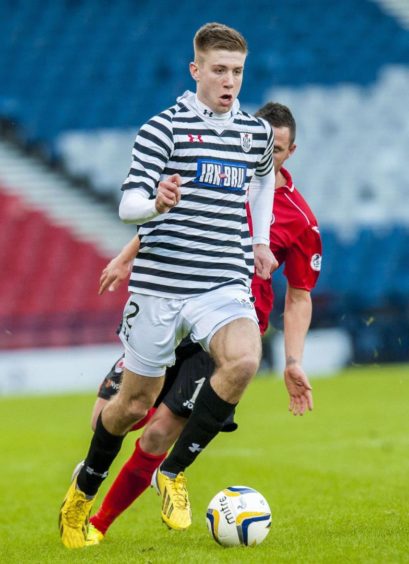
1;188;128;349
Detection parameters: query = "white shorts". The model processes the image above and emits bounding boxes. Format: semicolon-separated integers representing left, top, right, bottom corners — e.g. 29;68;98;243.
118;285;258;377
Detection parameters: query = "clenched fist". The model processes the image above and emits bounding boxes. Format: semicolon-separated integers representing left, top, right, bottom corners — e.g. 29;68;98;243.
156;173;182;214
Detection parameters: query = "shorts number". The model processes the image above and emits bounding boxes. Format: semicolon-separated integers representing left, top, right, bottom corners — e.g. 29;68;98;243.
121;300;139;341
183;377;206;410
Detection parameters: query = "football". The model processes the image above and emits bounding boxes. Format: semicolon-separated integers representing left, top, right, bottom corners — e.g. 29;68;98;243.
206;486;271;547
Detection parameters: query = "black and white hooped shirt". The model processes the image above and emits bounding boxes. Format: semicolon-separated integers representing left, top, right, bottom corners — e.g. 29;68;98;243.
122;91;273;298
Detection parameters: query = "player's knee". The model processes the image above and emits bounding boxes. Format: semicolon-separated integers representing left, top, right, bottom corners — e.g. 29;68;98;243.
142;421;173;453
120;398;151;426
225;352;260;386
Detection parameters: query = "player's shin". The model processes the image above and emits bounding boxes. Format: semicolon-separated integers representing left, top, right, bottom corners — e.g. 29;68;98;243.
77;413;125;497
160;379;236;475
90;438;166;535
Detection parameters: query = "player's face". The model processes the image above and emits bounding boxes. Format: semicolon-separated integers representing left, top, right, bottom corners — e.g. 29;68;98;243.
190;49;246;114
272;126;296;171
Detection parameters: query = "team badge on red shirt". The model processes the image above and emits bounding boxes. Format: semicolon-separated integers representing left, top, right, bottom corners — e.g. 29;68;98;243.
240;132;253;153
310;253;322;271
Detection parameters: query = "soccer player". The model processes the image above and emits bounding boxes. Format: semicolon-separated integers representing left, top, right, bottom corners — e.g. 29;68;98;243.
84;339;236;545
251;102;321;401
59;22;277;548
84;102;320;545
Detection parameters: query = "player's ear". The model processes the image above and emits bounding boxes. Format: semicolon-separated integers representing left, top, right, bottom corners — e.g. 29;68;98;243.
190;61;199;81
289;143;297;157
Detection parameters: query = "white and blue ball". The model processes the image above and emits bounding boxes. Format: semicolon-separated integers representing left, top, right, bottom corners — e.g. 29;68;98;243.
206;486;271;547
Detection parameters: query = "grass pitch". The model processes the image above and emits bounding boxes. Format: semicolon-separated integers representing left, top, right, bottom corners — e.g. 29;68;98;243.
1;364;409;563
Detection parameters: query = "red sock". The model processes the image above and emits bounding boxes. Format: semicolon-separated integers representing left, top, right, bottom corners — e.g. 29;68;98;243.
90;438;166;534
130;407;156;431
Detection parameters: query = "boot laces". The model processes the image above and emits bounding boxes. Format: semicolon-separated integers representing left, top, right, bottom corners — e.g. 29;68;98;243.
64;495;90;527
170;474;189;509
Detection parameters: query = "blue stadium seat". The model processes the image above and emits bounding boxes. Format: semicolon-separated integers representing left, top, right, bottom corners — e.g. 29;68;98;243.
2;0;409;336
1;0;409;146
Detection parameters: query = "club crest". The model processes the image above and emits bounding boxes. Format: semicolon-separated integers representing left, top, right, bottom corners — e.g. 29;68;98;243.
310;253;322;271
240;132;253;153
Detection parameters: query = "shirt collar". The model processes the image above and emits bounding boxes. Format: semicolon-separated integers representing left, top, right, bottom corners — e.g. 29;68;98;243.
278;167;294;191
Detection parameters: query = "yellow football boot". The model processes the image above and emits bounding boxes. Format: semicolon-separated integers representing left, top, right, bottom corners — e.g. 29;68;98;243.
85;522;105;546
152;469;192;530
59;477;94;548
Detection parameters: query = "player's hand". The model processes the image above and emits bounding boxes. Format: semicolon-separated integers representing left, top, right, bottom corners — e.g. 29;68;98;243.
156;173;182;214
284;361;313;416
99;256;133;295
253;244;278;280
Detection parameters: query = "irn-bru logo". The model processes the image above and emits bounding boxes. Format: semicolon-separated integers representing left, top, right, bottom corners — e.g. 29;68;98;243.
196;159;247;191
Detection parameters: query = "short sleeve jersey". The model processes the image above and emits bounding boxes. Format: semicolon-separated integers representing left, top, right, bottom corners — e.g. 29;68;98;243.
249;168;322;334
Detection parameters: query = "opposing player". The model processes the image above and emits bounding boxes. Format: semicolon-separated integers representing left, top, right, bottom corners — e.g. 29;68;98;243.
251;102;321;403
59;22;277;548
84;101;320;544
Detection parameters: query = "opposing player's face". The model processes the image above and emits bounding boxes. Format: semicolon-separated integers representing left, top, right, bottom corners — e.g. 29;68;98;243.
272;126;296;171
190;49;246;113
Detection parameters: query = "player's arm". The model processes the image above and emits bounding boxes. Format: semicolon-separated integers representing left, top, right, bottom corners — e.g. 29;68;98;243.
118;117;181;224
283;285;313;416
248;123;278;280
119;174;182;223
282;225;321;415
99;235;140;295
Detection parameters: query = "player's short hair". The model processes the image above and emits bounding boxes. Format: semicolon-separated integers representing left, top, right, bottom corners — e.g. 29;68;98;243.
256;102;296;145
194;23;248;59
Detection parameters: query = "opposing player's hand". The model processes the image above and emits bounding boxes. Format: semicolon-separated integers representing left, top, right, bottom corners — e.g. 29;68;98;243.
156;173;182;214
284;362;313;416
253;244;278;280
99;256;133;295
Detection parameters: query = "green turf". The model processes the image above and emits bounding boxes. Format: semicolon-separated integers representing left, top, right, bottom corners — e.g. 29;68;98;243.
1;364;409;563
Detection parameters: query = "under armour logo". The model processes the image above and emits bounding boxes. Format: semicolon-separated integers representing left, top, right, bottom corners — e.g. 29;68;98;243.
188;134;203;143
203;109;213;117
188;442;202;453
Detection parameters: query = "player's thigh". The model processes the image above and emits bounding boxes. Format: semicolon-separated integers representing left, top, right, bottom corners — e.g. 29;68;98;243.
116;367;165;408
140;403;186;454
209;319;261;402
186;285;258;354
210;317;261;369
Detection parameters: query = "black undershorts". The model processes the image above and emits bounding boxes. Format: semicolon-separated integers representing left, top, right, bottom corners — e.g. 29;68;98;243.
97;339;237;432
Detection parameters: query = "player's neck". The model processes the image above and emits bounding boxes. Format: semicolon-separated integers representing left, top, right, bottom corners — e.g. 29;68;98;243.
275;169;286;189
195;94;233;121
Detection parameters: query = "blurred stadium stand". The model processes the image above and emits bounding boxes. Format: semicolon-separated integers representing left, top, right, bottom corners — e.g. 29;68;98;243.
1;0;409;366
0;186;130;350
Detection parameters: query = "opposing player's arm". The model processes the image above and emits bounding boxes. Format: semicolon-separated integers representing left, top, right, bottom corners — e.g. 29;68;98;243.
282;226;321;415
119;116;180;224
283;285;313;416
99;235;140;295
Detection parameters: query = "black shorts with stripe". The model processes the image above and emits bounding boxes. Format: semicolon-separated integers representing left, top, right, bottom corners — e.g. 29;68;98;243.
97;339;237;432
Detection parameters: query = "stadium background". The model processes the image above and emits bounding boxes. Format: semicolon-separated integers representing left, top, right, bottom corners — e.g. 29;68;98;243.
1;0;409;394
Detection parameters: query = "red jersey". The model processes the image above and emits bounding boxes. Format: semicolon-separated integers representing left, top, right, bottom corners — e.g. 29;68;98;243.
248;167;322;334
